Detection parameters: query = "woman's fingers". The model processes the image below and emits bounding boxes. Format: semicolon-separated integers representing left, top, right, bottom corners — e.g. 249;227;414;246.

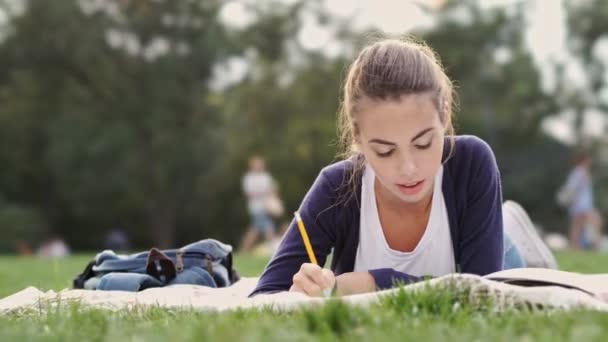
290;282;318;296
321;268;336;292
291;271;322;296
294;275;322;297
289;263;335;296
300;263;331;289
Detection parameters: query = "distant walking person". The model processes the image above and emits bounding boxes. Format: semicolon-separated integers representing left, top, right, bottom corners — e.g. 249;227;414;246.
104;227;130;252
240;156;282;252
557;152;603;250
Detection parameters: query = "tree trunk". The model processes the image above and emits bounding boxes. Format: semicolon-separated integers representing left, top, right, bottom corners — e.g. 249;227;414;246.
148;199;177;249
135;125;178;249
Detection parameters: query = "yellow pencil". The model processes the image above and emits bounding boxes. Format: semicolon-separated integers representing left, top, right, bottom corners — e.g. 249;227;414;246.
294;211;333;297
294;211;318;265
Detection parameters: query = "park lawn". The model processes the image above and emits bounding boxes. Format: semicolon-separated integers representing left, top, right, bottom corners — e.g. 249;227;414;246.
0;253;271;299
0;251;607;341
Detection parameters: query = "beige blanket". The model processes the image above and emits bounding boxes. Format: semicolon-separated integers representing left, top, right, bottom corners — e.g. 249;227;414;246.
2;273;608;315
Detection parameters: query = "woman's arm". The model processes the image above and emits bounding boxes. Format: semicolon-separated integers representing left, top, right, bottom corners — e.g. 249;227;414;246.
289;268;422;295
458;138;504;275
249;170;338;296
334;272;377;295
366;269;422;290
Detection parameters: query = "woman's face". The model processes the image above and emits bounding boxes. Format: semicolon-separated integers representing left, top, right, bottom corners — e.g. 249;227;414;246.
355;92;446;205
249;157;266;172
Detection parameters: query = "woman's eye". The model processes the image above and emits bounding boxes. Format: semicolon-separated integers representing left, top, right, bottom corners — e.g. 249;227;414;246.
415;141;432;150
376;150;394;158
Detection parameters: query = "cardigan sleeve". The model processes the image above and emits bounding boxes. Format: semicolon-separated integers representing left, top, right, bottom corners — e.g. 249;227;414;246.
368;268;422;289
457;137;504;275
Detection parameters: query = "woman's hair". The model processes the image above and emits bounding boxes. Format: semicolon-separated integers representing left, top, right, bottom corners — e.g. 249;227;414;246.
335;37;457;202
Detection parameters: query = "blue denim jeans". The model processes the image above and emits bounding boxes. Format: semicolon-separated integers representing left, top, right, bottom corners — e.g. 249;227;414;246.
251;211;274;233
94;266;219;291
502;234;525;270
80;239;236;291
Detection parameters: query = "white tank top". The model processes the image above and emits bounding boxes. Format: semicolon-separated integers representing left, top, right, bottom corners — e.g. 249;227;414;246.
354;164;455;277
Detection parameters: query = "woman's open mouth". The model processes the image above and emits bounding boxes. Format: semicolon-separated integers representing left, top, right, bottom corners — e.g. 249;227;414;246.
397;180;424;195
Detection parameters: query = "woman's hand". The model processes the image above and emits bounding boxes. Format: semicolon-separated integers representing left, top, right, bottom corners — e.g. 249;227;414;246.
289;265;378;297
289;263;336;297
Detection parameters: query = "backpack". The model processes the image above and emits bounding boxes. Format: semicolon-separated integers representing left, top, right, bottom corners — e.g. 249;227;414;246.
73;239;240;292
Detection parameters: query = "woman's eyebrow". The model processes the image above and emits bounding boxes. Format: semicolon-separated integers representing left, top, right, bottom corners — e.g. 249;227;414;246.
411;127;434;142
368;138;396;146
368;127;434;145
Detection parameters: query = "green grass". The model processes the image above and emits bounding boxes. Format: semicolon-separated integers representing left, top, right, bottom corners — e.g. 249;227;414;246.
0;253;270;298
1;251;608;341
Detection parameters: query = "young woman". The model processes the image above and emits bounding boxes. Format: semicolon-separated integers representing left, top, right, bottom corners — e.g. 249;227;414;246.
559;152;603;250
251;38;556;297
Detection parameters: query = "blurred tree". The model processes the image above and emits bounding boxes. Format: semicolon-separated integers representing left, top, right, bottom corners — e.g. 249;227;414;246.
417;0;565;230
0;0;587;251
564;0;608;216
0;0;344;249
565;0;608;110
0;0;235;248
201;1;350;243
0;195;46;252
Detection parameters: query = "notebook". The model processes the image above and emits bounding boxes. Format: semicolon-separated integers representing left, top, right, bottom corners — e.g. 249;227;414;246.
485;268;608;298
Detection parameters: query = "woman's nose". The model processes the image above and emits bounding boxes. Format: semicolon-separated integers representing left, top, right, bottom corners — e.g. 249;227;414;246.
398;154;417;178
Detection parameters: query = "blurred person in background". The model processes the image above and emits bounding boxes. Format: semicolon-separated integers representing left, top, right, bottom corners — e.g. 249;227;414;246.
36;235;70;258
557;152;603;250
104;227;130;252
239;155;283;253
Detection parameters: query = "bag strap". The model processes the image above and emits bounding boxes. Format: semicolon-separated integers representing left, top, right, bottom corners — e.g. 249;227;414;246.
145;248;177;283
73;260;96;289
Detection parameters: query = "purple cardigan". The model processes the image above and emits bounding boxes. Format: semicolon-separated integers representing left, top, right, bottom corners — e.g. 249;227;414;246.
251;135;504;295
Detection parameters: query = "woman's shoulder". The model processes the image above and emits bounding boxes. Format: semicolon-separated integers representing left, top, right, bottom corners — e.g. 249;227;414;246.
453;135;494;155
445;135;497;168
319;156;362;185
443;135;500;190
